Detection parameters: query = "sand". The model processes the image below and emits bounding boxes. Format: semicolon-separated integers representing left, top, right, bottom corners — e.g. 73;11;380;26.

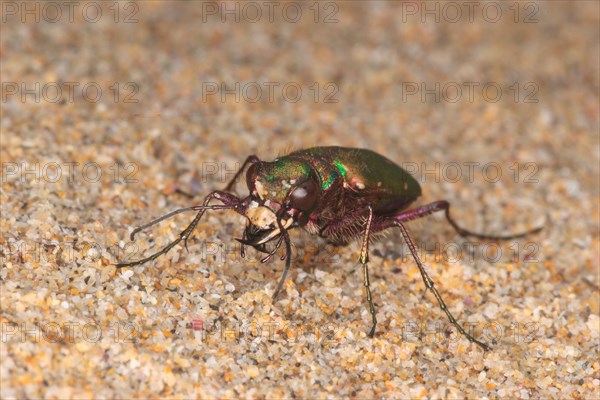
1;1;599;398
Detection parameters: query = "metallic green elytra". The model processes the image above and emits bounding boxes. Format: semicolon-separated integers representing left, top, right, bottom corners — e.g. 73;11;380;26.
118;146;542;351
286;147;422;206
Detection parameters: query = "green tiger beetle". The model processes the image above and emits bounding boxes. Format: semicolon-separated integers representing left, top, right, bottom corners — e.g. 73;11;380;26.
117;146;542;351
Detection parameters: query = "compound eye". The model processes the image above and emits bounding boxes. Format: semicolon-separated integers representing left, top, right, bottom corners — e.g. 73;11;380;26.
289;179;318;211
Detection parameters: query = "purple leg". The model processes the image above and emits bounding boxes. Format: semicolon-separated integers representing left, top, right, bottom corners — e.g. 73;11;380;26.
271;216;293;300
393;200;542;239
318;207;370;242
117;191;247;268
224;154;260;192
353;202;505;350
393;220;490;351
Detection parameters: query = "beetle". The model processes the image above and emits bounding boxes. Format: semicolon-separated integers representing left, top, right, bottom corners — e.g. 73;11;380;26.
117;146;541;350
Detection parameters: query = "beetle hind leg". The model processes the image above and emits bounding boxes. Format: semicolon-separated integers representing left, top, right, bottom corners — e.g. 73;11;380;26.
392;200;542;240
364;212;491;350
392;220;491;351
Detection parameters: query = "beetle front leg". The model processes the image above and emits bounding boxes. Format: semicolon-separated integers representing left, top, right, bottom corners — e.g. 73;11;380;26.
271;218;293;301
117;190;245;268
224;155;260;192
360;205;377;337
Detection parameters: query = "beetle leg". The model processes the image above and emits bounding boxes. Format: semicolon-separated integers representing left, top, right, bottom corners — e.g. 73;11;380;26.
360;205;377;337
117;191;244;268
127;206;202;241
174;188;195;199
318;207;368;242
240;229;247;258
260;235;285;263
272;218;293;301
224;155;260;193
393;220;491;351
395;200;542;240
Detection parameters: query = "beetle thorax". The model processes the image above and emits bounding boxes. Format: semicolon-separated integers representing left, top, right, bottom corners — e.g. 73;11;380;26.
246;159;314;204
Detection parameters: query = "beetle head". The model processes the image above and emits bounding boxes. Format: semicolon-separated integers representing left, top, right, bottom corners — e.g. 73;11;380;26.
241;159;321;246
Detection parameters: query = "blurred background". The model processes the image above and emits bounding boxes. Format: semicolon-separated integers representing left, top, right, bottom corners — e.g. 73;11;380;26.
1;1;598;398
